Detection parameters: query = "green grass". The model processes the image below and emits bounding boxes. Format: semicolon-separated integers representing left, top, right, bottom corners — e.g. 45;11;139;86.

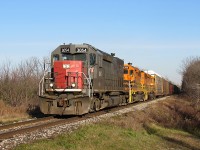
14;123;194;150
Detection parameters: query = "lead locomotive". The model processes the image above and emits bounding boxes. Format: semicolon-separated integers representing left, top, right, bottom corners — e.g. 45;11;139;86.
39;43;125;115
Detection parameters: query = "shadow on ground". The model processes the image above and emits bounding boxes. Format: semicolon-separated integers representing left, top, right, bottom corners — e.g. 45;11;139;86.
144;123;200;150
27;105;46;118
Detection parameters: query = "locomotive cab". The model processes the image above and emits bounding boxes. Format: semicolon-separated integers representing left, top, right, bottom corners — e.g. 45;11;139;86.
48;46;93;94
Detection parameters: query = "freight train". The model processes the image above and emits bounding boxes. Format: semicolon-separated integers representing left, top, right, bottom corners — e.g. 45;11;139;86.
39;43;179;115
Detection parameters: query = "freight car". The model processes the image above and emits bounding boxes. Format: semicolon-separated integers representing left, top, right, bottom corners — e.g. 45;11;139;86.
145;70;178;96
145;70;164;97
39;43;179;115
39;43;126;115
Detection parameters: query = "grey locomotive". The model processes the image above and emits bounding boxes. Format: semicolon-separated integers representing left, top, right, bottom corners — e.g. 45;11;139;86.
39;43;126;115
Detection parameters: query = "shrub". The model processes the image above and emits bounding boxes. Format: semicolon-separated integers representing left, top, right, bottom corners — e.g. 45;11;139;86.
180;56;200;102
0;57;46;108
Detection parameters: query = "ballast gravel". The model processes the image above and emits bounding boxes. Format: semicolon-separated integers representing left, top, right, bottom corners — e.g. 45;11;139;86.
0;97;167;150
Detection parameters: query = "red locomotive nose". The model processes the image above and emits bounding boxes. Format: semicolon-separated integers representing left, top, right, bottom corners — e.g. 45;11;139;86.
54;61;83;89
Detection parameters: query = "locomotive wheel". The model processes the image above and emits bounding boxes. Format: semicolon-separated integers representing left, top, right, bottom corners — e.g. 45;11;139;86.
141;94;145;102
135;94;142;102
93;99;101;111
149;93;155;100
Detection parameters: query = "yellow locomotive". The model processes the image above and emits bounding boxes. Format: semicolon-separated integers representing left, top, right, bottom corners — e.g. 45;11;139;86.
123;63;155;103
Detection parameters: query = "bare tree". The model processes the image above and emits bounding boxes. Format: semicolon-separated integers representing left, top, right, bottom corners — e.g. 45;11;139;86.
0;57;46;107
180;56;200;102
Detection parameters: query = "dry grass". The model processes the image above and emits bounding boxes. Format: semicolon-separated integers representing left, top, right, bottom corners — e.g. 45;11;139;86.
102;96;200;136
144;123;200;150
0;100;29;124
145;96;200;137
101;96;200;150
103;110;149;131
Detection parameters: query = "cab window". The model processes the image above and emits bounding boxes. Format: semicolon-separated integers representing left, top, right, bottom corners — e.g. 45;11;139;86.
75;53;86;61
124;69;128;74
90;53;96;65
53;54;59;61
130;70;133;75
62;54;73;60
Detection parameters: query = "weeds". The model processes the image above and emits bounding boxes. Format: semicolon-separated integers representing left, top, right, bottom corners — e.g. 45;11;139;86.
0;100;29;123
145;96;200;137
104;96;200;138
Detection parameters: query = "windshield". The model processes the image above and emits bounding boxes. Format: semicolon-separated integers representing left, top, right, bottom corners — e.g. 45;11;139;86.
62;53;86;61
62;54;73;60
75;53;86;61
124;69;128;74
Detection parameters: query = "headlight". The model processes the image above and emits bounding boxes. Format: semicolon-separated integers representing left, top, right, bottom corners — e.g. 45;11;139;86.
50;83;54;87
63;64;70;69
71;83;76;88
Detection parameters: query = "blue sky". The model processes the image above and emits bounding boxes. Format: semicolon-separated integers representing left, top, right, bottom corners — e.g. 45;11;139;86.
0;0;200;85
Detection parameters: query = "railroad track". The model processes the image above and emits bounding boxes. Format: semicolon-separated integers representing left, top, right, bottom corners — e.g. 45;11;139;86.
0;97;167;141
0;116;54;131
0;110;109;141
0;117;59;139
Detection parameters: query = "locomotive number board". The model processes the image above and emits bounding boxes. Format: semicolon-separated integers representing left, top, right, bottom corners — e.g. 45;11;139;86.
76;48;87;53
61;47;70;53
124;66;129;69
61;47;87;53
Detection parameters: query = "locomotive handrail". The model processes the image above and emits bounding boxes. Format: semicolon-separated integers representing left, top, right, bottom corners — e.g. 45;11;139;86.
66;71;93;97
88;67;94;98
39;74;44;96
128;81;132;103
39;61;51;97
39;71;48;96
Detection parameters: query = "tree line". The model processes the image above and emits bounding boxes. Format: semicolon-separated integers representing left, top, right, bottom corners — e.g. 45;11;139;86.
0;56;199;111
0;57;46;108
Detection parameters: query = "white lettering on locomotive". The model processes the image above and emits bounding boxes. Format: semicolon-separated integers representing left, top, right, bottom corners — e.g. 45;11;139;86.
76;48;87;53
